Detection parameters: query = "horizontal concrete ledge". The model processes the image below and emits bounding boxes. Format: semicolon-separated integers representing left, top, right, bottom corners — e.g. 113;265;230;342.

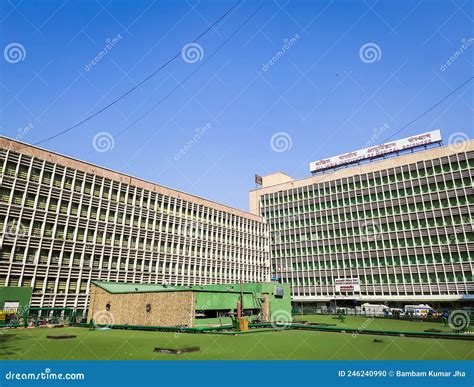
292;295;474;302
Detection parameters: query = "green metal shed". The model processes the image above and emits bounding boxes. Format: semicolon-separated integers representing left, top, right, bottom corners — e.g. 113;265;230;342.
88;281;291;327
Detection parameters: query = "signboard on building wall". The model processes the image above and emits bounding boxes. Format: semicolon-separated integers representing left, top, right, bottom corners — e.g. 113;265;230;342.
275;287;284;297
335;278;360;292
309;130;442;173
3;301;20;311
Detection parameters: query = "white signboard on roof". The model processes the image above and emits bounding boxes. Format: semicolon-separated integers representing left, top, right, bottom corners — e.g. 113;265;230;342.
309;129;442;173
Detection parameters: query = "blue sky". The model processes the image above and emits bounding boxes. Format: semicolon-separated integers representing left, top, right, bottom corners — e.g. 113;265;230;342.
1;0;473;211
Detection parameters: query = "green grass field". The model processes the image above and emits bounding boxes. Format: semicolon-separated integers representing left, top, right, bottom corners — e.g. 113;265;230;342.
292;314;463;332
1;315;472;360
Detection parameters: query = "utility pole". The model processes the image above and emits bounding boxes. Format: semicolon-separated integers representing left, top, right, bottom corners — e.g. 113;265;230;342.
240;278;244;313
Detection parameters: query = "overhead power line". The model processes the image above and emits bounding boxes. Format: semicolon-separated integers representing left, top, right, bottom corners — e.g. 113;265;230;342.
384;76;474;141
33;0;242;146
115;2;265;138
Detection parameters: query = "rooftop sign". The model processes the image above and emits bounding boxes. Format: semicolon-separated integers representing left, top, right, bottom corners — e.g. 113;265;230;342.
309;129;442;173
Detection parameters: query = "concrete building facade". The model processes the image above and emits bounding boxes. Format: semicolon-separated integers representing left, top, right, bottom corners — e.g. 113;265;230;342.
250;141;474;305
0;137;270;314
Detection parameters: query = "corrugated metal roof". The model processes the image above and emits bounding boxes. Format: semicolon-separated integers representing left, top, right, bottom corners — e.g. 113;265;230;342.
92;281;274;294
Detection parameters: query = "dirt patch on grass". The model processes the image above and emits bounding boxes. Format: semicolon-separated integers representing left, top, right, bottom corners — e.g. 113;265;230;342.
46;335;77;339
154;346;200;354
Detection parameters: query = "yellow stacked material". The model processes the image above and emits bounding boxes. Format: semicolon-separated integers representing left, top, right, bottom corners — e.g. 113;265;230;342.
0;310;7;325
239;318;249;331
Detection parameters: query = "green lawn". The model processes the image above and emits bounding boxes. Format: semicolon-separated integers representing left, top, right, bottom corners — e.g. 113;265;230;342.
292;314;469;333
1;318;473;360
